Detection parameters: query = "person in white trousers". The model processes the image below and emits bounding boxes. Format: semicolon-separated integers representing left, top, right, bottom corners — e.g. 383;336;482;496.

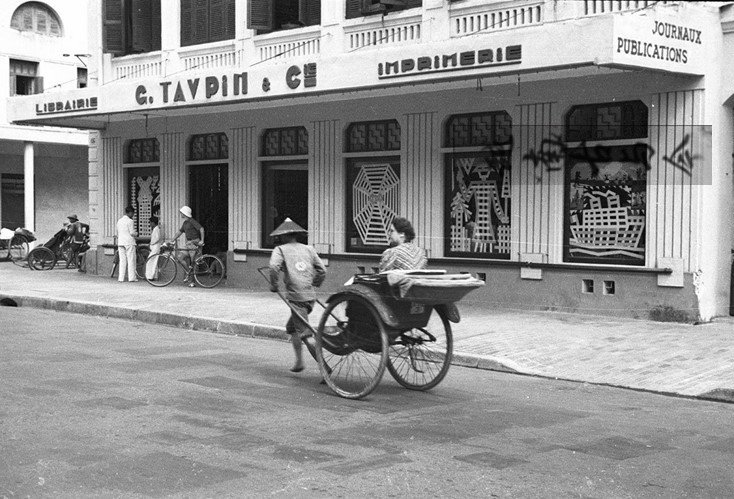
145;216;162;280
116;206;138;282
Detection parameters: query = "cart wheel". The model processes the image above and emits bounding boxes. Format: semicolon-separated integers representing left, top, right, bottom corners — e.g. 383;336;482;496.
28;247;57;271
145;253;177;287
315;294;389;399
135;246;151;279
193;254;224;288
9;235;29;265
387;307;453;391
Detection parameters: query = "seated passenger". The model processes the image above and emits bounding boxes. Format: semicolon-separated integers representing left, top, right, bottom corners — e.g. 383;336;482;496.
379;217;428;272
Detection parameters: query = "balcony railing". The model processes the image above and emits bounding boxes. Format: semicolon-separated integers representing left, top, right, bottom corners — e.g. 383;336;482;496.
450;1;544;37
583;0;668;16
254;28;321;62
180;43;238;71
344;15;422;51
112;53;163;81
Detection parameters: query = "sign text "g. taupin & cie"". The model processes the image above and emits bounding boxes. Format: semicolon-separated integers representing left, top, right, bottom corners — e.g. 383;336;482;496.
378;45;522;79
135;73;248;105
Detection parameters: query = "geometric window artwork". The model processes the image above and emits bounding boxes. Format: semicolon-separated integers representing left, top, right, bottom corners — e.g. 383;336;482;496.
446;153;512;258
445;111;513;148
565;145;647;264
348;161;400;251
127;167;160;238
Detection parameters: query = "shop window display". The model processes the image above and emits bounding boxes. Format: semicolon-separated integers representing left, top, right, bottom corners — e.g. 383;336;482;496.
564;101;648;265
345;120;400;253
444;111;512;258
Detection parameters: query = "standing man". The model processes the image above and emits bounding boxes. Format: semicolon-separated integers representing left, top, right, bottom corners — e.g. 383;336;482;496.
116;206;138;282
169;205;204;287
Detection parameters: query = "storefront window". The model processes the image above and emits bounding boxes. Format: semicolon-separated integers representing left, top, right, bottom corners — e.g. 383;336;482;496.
564;101;648;265
126;167;160;239
345;120;400;253
445;112;512;258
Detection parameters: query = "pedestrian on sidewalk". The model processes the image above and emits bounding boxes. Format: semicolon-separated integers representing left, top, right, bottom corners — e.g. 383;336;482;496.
169;205;204;287
116;206;138;282
379;217;428;272
145;216;162;280
268;218;327;373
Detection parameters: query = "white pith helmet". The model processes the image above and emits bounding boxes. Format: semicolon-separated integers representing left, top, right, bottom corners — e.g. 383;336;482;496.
179;206;192;218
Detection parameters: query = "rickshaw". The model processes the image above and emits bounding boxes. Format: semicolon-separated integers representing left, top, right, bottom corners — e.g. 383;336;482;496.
0;227;34;264
262;268;484;399
27;224;89;270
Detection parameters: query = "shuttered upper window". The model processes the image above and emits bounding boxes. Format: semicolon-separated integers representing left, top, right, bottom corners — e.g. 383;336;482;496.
248;0;320;33
103;0;161;56
181;0;235;47
10;2;62;37
345;0;422;19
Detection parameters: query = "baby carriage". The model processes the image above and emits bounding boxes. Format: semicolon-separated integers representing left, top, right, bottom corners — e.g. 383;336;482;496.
27;223;90;270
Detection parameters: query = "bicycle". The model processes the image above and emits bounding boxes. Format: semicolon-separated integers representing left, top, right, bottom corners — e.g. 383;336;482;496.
110;240;151;280
144;242;224;288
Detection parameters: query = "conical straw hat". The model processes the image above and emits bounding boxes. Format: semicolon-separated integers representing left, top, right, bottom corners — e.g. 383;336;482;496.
270;217;307;237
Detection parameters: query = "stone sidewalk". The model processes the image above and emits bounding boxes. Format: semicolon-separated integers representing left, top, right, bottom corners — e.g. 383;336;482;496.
1;261;732;401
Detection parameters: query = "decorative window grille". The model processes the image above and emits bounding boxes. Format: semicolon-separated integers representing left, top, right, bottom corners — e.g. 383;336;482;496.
126;138;160;163
261;127;309;156
10;2;62;36
188;133;228;160
566;101;648;142
345;120;401;153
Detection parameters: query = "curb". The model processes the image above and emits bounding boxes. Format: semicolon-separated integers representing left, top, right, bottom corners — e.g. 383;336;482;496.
1;292;516;374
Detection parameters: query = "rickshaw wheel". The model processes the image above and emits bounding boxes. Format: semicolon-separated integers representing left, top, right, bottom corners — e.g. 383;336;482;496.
28;247;56;271
387;308;453;391
9;235;29;265
145;253;177;287
316;294;389;400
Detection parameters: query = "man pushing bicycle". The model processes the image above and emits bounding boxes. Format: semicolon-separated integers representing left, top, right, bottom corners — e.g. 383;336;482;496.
168;205;204;287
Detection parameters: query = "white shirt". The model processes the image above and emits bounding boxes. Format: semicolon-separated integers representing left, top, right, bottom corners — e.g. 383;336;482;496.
116;215;137;246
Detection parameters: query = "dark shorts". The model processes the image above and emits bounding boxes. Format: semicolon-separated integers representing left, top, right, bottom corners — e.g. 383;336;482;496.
286;300;314;338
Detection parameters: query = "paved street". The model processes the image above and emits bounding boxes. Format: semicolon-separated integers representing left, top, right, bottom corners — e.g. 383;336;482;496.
2;307;734;498
1;262;733;400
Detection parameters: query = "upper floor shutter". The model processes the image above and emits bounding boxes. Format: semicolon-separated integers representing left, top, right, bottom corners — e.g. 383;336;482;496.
151;0;162;50
181;0;209;46
103;0;125;55
403;0;422;8
301;0;321;26
345;0;363;19
248;0;273;31
209;0;235;42
131;0;153;52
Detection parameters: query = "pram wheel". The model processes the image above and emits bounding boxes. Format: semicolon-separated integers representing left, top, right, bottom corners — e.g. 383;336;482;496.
315;294;388;399
28;246;56;271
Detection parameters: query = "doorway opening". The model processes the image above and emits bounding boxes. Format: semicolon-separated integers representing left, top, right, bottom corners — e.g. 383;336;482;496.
189;164;228;255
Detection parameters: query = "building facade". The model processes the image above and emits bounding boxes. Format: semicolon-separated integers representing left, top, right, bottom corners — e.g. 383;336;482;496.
7;0;734;321
1;1;92;240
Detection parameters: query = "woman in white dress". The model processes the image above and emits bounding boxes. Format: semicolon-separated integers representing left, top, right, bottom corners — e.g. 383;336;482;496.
145;216;163;280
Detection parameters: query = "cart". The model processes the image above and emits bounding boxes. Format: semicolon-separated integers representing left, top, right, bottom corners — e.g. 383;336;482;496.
261;267;484;399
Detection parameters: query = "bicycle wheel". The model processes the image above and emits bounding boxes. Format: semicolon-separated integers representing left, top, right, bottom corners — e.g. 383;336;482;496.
193;254;224;288
387;308;453;391
315;294;388;399
28;247;56;271
9;235;29;264
145;253;177;287
135;246;151;279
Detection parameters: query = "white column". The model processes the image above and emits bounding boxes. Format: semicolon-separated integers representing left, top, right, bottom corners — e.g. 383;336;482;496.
23;141;34;232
